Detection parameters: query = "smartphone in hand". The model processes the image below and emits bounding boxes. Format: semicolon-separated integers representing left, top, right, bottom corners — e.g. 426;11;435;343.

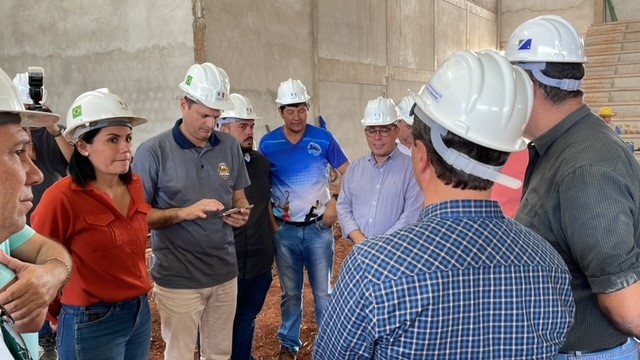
216;204;254;217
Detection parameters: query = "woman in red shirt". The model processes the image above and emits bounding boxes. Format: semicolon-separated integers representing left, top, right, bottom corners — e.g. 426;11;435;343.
31;88;151;360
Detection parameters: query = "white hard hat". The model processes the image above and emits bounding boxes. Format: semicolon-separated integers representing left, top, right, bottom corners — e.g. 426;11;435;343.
396;95;415;125
361;97;399;127
0;67;59;127
276;79;310;106
12;70;48;105
505;15;587;64
219;93;262;125
412;50;533;189
179;62;234;110
64;88;147;143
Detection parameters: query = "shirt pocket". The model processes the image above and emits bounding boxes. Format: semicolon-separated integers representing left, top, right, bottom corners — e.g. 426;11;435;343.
82;212;119;251
516;189;542;228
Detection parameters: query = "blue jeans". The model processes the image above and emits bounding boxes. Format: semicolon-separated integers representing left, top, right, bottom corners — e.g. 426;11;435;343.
556;338;638;359
274;220;334;353
232;270;273;360
57;295;151;360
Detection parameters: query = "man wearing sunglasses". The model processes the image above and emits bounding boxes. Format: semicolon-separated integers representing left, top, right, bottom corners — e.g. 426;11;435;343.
0;67;72;359
337;97;422;245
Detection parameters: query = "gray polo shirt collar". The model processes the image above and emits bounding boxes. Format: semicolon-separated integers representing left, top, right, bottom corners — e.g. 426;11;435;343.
171;119;220;149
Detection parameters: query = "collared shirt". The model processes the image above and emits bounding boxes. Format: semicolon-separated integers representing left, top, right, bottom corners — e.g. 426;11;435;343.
133;119;250;289
32;175;152;305
233;150;274;279
396;141;411;156
516;104;640;352
259;124;348;222
315;200;574;359
337;146;422;238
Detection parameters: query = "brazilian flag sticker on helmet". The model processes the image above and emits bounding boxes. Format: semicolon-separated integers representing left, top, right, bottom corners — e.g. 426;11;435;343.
72;105;82;119
185;75;193;86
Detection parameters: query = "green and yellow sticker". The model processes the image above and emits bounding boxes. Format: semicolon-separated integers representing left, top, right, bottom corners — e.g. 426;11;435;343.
72;105;82;119
185;75;193;86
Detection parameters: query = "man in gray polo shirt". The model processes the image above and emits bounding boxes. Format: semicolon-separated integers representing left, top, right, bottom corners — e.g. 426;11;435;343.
133;62;250;359
508;16;640;359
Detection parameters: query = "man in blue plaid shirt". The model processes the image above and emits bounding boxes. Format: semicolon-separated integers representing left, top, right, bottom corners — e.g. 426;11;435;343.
314;50;574;359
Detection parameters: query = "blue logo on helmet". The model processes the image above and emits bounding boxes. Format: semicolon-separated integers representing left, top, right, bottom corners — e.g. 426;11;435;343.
517;39;532;50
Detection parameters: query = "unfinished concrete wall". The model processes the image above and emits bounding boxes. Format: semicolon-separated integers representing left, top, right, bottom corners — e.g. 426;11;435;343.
1;0;500;159
0;0;194;148
203;0;314;143
198;0;500;159
608;0;640;22
301;0;500;159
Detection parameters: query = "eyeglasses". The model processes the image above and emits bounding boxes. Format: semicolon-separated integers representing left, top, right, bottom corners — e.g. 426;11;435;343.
365;126;396;138
0;304;31;360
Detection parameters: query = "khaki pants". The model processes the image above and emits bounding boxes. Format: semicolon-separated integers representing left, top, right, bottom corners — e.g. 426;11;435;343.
155;278;237;360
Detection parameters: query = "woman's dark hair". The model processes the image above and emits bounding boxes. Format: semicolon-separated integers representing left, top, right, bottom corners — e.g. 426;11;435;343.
412;116;509;191
68;128;132;188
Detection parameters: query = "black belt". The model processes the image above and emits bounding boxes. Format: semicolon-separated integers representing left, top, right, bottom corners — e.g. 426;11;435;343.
276;215;323;227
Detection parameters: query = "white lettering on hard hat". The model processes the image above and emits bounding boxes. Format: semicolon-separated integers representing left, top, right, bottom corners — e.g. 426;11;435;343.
426;84;442;103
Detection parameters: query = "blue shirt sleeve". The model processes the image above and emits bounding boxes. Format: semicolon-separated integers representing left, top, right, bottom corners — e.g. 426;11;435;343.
8;225;36;252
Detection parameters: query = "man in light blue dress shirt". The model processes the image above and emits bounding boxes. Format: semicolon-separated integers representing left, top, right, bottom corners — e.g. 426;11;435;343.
337;97;423;244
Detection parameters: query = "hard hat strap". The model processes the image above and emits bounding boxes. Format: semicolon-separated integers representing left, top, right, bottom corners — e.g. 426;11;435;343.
517;62;582;91
416;106;523;190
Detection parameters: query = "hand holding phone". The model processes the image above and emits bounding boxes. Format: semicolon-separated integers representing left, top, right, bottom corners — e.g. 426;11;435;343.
216;204;254;217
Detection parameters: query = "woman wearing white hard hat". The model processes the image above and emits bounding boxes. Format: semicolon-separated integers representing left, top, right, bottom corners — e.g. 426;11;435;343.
31;89;152;359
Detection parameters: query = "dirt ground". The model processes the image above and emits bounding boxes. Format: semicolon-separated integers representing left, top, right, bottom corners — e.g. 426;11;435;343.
149;225;352;360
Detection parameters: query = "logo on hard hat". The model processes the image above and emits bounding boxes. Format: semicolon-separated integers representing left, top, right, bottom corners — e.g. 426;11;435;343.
185;75;193;86
72;105;83;119
426;84;442;103
218;163;230;180
517;39;532;50
215;91;226;101
288;92;298;100
372;112;382;122
118;100;129;110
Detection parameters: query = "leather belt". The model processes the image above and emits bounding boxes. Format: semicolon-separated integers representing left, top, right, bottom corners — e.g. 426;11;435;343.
276;215;323;227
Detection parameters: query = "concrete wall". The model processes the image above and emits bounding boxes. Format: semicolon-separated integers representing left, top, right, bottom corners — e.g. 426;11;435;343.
0;0;506;160
0;0;194;149
606;0;640;22
204;0;500;159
